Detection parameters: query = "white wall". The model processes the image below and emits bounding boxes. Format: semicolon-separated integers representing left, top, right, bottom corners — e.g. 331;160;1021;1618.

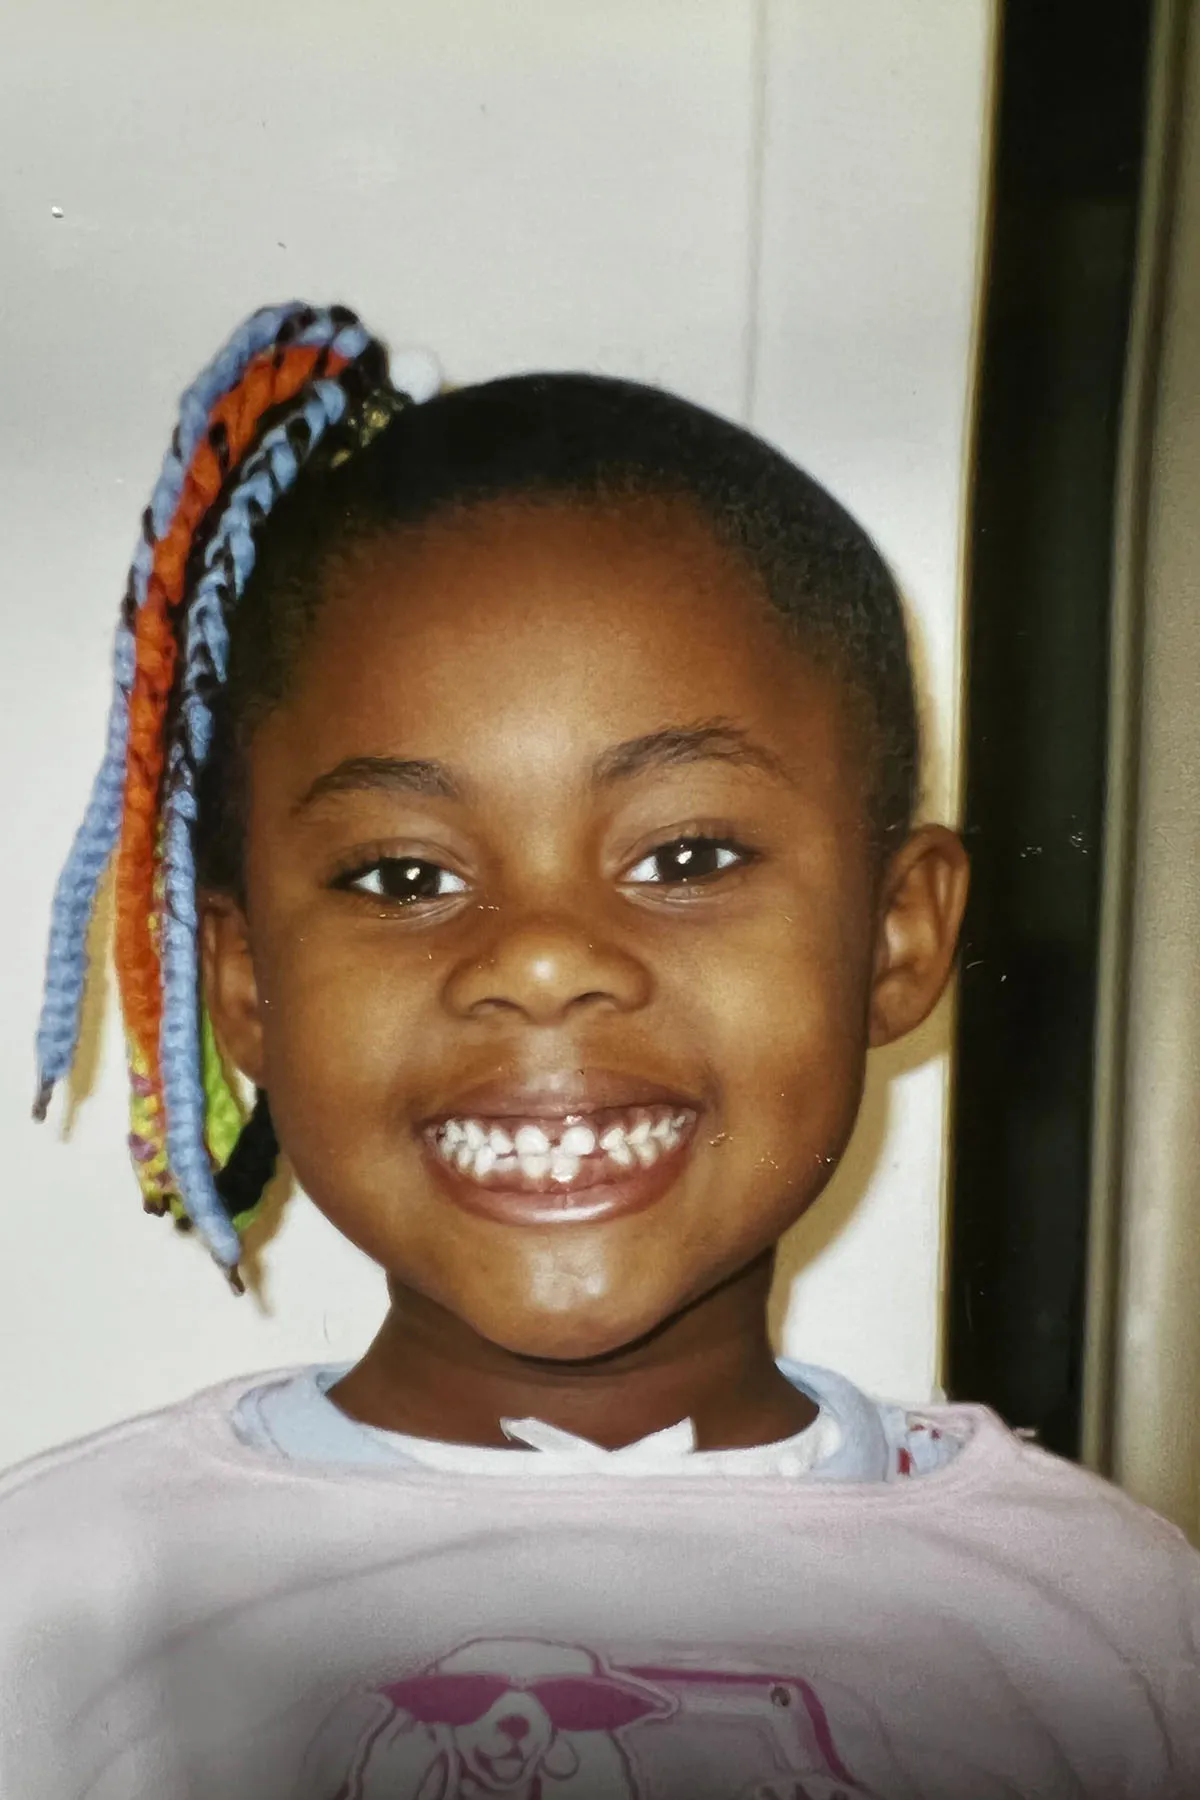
0;0;994;1466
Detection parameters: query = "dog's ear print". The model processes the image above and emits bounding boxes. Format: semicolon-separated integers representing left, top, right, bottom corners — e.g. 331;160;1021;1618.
543;1735;581;1780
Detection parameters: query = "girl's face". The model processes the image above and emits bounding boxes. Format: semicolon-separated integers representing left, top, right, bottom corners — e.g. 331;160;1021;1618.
206;498;961;1360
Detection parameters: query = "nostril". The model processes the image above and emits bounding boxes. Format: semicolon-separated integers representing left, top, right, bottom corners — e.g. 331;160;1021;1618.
496;1713;530;1742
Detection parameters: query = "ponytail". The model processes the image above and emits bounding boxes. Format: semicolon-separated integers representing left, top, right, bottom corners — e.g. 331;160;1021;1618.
35;303;438;1279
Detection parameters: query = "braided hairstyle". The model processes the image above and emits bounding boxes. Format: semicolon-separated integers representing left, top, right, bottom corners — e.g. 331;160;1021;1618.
35;300;918;1286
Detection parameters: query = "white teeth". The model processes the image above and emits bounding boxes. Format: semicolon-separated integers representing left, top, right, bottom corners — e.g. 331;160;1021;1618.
600;1127;635;1168
437;1107;692;1185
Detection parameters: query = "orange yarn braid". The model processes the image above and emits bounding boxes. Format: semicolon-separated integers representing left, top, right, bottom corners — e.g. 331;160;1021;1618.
35;301;409;1265
113;342;352;1098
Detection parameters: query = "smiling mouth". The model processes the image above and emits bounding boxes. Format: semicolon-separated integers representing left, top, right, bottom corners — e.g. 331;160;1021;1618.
421;1104;700;1225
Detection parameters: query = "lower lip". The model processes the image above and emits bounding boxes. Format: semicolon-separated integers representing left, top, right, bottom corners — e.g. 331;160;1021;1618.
422;1131;697;1227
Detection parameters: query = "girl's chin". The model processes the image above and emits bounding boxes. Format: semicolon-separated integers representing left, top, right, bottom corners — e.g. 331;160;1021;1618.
449;1289;701;1368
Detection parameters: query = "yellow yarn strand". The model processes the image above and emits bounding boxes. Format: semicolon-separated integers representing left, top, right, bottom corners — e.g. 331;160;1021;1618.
127;1035;174;1213
126;838;174;1212
201;1008;265;1237
202;1006;244;1165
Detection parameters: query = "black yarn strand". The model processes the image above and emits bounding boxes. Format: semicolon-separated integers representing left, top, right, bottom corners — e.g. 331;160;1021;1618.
214;1090;280;1223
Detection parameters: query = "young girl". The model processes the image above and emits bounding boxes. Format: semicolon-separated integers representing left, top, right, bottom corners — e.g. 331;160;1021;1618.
6;300;1198;1799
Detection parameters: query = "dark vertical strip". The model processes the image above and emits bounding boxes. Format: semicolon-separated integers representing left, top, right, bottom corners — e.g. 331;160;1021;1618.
947;3;1153;1458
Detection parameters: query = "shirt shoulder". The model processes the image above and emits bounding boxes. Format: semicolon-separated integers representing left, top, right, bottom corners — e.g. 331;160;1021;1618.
0;1370;292;1539
889;1398;1200;1626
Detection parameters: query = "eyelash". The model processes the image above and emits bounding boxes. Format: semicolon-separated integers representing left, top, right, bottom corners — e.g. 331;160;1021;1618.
330;834;759;908
621;834;759;896
331;854;469;906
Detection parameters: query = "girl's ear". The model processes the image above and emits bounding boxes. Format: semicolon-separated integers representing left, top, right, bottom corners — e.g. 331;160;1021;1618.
869;825;970;1049
200;894;266;1087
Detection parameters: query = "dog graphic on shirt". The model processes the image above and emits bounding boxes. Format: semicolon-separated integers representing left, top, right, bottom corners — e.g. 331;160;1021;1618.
302;1635;876;1799
306;1637;668;1797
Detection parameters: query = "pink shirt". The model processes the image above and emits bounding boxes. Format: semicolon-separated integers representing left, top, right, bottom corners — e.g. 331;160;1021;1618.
2;1368;1198;1799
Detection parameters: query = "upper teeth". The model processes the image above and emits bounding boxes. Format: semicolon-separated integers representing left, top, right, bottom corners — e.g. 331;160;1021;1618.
600;1126;635;1168
431;1107;691;1183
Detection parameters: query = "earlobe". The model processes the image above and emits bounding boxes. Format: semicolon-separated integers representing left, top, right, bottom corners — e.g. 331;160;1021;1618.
868;825;970;1049
199;894;266;1087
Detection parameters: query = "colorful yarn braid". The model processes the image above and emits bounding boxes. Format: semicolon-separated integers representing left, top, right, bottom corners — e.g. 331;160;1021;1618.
35;303;437;1276
115;337;365;1237
35;303;304;1113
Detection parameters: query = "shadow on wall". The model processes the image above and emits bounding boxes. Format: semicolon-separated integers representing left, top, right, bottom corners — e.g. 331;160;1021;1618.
767;1005;949;1349
62;867;114;1142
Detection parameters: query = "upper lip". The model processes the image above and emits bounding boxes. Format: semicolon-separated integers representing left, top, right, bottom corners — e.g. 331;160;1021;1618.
420;1068;703;1123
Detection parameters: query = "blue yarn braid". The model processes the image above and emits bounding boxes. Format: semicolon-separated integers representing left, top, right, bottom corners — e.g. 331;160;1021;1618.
34;305;368;1117
157;380;356;1267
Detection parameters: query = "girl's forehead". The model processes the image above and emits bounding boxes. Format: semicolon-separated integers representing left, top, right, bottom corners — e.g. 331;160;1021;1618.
254;499;864;838
346;497;759;616
303;500;806;725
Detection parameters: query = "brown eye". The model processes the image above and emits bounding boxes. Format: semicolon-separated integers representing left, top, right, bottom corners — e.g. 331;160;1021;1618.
625;837;747;885
338;858;468;903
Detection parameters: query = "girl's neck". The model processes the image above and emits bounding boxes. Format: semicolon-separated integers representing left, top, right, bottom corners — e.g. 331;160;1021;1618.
329;1259;816;1452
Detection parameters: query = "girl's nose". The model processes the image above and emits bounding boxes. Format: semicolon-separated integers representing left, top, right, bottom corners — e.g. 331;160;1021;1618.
443;916;652;1024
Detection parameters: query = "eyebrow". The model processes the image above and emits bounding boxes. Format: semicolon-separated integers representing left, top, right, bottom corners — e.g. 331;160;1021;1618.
590;720;791;785
293;720;790;814
294;756;466;813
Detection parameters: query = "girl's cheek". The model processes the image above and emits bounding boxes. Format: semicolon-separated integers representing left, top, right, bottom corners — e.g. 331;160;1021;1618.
256;943;407;1088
